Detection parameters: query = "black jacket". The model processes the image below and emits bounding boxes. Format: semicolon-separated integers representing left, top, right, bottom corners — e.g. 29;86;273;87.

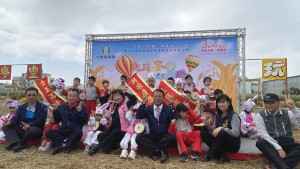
10;101;47;129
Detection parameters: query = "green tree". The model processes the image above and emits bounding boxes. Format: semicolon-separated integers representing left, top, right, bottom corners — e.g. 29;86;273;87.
290;87;300;95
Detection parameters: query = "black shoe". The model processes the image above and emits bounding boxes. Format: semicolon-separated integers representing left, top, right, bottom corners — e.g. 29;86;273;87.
65;147;73;154
113;148;122;155
202;154;211;162
88;144;101;156
65;144;76;154
52;145;66;155
160;150;168;163
149;155;159;161
216;154;230;164
6;143;18;151
12;143;27;153
180;152;188;162
191;151;199;161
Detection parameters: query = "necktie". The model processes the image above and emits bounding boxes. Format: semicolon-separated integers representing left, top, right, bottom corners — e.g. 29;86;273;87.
155;107;161;121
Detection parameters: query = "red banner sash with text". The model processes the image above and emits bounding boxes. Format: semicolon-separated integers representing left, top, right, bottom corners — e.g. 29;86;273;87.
157;79;197;110
126;73;154;105
34;77;66;106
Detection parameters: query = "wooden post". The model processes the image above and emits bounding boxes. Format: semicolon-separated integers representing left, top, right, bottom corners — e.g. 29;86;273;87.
285;58;288;96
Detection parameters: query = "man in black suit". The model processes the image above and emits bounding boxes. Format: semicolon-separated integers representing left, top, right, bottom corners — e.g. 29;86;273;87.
136;89;177;163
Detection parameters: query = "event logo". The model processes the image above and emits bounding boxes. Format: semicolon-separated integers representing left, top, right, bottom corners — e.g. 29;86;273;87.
102;46;110;54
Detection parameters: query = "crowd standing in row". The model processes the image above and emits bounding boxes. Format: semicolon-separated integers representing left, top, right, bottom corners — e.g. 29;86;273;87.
0;74;299;169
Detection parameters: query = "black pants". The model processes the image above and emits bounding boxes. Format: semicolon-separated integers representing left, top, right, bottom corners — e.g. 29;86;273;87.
256;139;300;169
45;129;82;148
200;130;240;159
2;125;43;145
136;133;177;156
97;128;126;154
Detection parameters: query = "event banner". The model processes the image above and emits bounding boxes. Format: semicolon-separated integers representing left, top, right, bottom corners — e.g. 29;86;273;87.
126;73;154;105
92;37;238;107
27;64;42;80
34;77;66;106
262;58;287;80
157;79;197;110
0;65;12;80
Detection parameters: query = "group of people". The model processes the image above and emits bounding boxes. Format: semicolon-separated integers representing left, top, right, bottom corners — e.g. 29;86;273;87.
0;73;299;169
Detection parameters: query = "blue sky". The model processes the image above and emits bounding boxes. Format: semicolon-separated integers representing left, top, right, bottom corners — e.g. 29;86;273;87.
0;0;299;85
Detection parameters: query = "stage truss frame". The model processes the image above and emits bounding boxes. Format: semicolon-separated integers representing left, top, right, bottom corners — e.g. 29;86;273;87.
85;28;246;112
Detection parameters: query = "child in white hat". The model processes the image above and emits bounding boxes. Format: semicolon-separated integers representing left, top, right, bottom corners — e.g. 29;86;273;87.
175;77;184;93
120;103;149;160
83;104;108;152
0;100;19;143
239;95;258;139
146;72;156;90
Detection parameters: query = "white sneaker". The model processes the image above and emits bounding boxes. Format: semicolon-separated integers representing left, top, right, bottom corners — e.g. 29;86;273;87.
128;150;136;160
120;149;128;158
42;142;52;151
84;145;90;152
38;140;47;151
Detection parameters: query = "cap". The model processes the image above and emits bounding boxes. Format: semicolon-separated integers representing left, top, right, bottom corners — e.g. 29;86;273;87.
263;93;279;102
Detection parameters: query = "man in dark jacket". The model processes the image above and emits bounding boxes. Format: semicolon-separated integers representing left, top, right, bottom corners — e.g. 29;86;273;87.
46;88;88;155
2;87;47;152
255;93;300;169
136;89;177;163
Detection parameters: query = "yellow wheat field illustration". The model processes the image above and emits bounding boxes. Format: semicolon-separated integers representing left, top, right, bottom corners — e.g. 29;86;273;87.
91;66;109;89
211;61;237;108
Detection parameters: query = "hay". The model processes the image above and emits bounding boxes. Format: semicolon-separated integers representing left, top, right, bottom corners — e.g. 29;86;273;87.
0;146;269;169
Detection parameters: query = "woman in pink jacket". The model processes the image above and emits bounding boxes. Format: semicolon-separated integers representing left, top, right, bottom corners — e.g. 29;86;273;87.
88;89;137;155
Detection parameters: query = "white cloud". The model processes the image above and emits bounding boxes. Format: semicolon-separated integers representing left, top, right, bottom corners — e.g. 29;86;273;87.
0;0;299;82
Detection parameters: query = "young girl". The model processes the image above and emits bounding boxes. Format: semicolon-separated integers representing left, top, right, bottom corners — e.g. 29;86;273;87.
38;107;60;151
175;77;184;93
120;103;149;160
84;104;109;152
50;78;67;97
0;100;18;143
195;107;214;127
239;95;258;139
146;72;156;89
199;95;208;117
200;77;214;96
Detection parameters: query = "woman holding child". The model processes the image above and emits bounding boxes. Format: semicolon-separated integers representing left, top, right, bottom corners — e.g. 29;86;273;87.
88;89;137;155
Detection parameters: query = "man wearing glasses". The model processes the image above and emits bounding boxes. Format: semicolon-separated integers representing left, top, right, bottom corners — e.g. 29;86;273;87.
2;87;47;152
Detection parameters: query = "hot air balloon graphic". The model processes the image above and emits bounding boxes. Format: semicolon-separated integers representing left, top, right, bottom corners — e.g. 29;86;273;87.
185;55;200;72
115;55;135;78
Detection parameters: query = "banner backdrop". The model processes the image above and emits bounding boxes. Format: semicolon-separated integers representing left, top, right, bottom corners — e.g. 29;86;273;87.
0;65;12;80
91;37;238;107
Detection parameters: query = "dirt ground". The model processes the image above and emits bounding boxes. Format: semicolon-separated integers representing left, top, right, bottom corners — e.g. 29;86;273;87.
0;100;300;169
